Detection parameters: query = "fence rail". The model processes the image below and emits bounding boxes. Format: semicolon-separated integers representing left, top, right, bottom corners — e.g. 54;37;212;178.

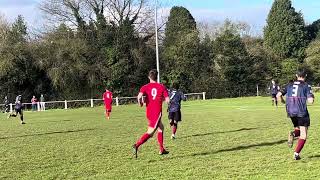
0;92;206;113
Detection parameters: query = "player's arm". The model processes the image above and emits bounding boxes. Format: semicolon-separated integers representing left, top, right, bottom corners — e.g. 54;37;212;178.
163;86;170;105
277;86;287;104
307;85;314;104
137;92;144;107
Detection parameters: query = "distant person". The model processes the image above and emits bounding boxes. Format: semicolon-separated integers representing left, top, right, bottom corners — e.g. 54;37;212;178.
2;96;9;113
133;69;170;158
8;95;25;124
103;88;113;120
40;94;45;111
31;96;37;111
277;69;314;160
168;83;186;139
269;80;280;107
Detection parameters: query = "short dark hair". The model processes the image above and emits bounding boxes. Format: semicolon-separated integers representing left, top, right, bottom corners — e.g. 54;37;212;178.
172;82;180;89
296;68;307;78
148;69;158;81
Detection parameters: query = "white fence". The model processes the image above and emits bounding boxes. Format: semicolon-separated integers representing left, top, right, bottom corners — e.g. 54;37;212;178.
0;92;206;113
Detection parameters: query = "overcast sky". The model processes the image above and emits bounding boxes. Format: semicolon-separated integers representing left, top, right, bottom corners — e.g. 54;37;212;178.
0;0;320;32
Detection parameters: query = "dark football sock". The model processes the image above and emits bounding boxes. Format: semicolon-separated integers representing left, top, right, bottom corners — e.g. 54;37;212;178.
293;129;300;137
295;139;306;154
173;124;177;135
275;100;278;106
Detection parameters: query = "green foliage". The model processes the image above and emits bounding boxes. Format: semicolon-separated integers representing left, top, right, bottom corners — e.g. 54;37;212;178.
306;19;320;40
213;29;254;97
264;0;308;59
305;39;320;84
279;58;299;84
163;6;201;92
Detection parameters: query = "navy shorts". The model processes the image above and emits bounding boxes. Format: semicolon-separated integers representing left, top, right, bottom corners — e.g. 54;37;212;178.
168;111;181;122
272;94;277;99
290;116;310;127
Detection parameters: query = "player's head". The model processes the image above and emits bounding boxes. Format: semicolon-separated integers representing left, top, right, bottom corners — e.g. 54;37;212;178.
172;82;179;90
296;68;307;80
148;69;158;82
271;80;275;84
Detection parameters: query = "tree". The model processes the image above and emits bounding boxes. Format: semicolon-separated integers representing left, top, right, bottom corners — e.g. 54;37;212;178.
162;6;200;92
306;19;320;41
264;0;308;60
212;29;253;97
305;39;320;84
0;16;47;100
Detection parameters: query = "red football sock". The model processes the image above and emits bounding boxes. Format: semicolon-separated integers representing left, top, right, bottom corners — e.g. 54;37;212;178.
136;133;151;148
293;129;300;137
157;131;164;152
172;125;177;135
295;139;306;154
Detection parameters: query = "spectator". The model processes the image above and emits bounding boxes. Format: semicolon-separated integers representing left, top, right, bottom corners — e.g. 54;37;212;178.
31;96;37;111
3;96;9;113
40;94;45;111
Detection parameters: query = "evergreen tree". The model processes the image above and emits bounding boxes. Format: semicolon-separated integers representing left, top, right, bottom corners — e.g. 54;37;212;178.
213;29;253;97
264;0;308;60
162;6;200;91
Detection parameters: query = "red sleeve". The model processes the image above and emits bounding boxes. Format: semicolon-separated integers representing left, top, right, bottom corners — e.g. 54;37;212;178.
102;93;105;99
140;85;146;94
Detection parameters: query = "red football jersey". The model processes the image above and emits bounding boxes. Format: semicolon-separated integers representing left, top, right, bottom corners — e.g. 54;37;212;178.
140;83;168;117
103;91;113;104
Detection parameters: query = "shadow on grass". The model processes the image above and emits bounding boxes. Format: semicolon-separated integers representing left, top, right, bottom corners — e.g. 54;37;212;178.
190;139;287;156
308;155;320;159
160;139;287;161
31;119;72;124
179;127;259;139
0;128;96;140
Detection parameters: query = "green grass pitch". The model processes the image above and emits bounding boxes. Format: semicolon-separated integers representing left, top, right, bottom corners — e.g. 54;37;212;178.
1;96;320;179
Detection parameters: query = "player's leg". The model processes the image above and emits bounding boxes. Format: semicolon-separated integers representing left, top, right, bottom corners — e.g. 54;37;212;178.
172;110;181;139
157;121;169;155
288;117;299;148
271;96;274;106
132;126;156;158
19;109;25;124
293;117;309;160
294;126;307;160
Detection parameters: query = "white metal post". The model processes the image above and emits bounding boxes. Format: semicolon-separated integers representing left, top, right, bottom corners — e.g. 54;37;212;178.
256;85;259;96
64;100;67;109
155;0;160;83
116;97;119;106
90;99;94;108
37;102;40;111
9;103;13;113
203;92;206;100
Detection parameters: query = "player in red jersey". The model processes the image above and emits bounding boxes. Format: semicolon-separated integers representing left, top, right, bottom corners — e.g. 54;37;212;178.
103;88;113;120
132;69;170;158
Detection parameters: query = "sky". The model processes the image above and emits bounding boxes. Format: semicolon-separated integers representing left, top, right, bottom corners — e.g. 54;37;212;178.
0;0;320;33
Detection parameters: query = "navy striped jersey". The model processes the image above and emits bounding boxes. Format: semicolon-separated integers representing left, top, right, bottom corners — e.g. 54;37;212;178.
270;84;280;95
281;81;314;117
168;89;186;112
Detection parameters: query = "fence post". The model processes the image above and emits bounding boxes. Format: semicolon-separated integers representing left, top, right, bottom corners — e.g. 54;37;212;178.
9;103;13;113
64;100;68;109
37;102;40;111
256;85;259;96
202;92;206;100
90;99;94;108
116;97;119;106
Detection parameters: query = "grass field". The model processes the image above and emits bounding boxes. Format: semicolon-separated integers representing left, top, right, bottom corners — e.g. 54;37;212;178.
1;96;320;179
